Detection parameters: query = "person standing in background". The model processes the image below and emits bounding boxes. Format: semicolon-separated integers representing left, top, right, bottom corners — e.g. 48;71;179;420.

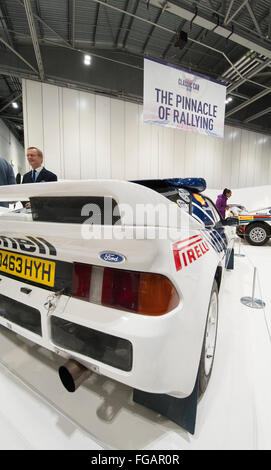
16;173;22;184
216;188;232;219
0;157;16;186
0;157;16;207
22;147;57;183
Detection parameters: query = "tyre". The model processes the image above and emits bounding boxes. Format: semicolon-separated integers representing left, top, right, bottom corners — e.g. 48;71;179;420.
245;223;269;246
199;279;218;397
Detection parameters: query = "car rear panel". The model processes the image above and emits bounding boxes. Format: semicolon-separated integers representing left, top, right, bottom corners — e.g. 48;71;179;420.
0;180;223;396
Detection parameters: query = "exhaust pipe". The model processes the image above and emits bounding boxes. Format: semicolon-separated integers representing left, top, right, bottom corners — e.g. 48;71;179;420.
59;359;92;392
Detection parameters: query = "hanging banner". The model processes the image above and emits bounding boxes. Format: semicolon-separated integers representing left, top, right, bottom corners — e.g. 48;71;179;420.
144;56;226;138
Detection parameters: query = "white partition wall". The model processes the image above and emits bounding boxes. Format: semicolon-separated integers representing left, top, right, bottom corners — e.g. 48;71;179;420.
22;79;271;188
0;119;25;177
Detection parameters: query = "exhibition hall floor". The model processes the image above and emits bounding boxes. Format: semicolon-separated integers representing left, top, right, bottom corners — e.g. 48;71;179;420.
0;238;270;450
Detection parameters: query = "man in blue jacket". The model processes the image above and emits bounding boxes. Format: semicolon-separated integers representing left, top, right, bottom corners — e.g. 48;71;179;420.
22;147;57;183
0;157;16;207
0;157;16;186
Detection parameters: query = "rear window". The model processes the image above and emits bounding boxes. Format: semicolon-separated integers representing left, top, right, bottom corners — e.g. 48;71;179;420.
30;196;121;225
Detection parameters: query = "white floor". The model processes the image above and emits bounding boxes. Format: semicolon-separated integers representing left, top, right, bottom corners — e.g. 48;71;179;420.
0;238;271;450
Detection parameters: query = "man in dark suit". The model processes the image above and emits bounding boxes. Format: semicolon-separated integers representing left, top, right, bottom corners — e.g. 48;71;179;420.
22;147;57;183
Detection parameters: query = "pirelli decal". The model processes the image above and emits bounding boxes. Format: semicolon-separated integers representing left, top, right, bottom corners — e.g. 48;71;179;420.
173;234;210;271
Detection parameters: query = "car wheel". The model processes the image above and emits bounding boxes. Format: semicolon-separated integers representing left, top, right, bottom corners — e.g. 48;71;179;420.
246;223;269;246
199;279;218;397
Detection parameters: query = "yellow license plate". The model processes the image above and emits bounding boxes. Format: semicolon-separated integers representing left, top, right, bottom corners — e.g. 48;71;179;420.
0;250;55;287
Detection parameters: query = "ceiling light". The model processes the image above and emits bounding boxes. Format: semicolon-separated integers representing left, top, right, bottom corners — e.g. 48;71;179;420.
225;97;233;104
12;102;18;108
84;54;92;66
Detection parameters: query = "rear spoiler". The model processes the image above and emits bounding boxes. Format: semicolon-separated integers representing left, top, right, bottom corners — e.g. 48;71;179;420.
0;180;202;229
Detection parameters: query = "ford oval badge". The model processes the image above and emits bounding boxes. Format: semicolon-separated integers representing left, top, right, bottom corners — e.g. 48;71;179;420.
99;252;126;263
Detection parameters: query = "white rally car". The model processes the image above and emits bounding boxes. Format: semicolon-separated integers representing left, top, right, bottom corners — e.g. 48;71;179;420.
0;178;237;433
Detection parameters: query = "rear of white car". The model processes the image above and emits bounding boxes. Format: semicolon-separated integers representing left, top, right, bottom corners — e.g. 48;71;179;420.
0;180;231;401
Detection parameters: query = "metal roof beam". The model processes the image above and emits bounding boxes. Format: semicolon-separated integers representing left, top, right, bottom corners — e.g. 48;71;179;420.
0;2;14;46
162;33;177;59
0;114;23;121
246;1;264;39
23;0;44;80
224;0;234;24
149;0;271;60
226;87;271;118
115;0;130;47
35;0;44;39
92;3;100;46
245;106;271;122
123;0;140;48
16;0;71;49
142;6;164;52
1;117;22;141
104;5;116;44
0;92;22;113
227;58;271;92
225;0;249;25
1;75;12;94
268;2;271;39
68;0;76;48
0;36;38;75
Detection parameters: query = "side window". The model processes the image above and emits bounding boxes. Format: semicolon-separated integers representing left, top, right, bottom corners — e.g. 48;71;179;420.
191;194;218;227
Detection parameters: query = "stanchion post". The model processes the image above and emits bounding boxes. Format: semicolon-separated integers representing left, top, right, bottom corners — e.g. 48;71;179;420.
234;235;245;257
240;267;265;309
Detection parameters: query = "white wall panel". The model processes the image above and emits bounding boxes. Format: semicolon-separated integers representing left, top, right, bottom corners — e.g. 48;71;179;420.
193;134;205;180
159;126;174;178
184;131;197;178
239;130;249;188
23;80;43;152
261;137;271;186
150;125;159;178
96;95;111;178
62;88;80;179
231;129;241;189
213;137;224;189
111;99;125;179
23;79;271;189
138;108;152;179
42;83;62;177
222;127;233;189
124;102;138;179
204;135;216;186
79;91;96;179
246;131;257;187
173;128;186;178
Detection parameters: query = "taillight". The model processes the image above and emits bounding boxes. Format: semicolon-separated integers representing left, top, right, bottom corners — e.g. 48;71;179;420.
72;263;92;300
72;263;179;316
